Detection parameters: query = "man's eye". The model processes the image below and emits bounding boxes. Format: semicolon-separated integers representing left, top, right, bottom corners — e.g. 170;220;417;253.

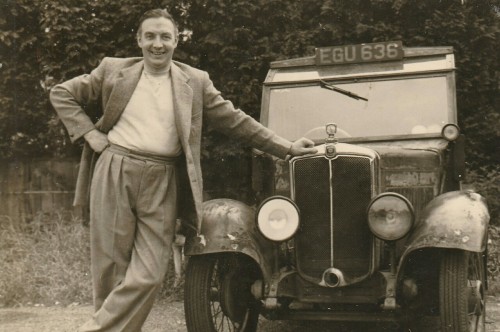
162;35;171;40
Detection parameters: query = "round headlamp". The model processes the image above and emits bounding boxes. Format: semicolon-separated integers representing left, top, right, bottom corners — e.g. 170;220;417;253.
257;197;300;242
367;193;414;241
441;124;460;141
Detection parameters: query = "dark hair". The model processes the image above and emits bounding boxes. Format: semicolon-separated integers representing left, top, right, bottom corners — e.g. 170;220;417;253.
137;9;178;36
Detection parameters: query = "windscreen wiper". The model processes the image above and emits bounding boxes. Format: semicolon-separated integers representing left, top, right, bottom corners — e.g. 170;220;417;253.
319;80;368;101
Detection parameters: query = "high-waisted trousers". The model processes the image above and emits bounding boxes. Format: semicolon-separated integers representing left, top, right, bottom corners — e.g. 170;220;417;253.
79;144;178;332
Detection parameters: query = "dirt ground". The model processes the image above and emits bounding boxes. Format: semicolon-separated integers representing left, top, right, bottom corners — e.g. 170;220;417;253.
0;295;499;332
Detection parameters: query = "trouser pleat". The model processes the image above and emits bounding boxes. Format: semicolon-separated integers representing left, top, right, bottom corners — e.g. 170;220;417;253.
80;149;177;332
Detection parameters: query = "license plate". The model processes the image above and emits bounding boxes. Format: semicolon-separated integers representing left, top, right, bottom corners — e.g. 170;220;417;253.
315;41;403;66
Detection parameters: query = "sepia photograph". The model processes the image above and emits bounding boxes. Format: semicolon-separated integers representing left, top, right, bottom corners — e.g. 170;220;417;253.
0;0;499;331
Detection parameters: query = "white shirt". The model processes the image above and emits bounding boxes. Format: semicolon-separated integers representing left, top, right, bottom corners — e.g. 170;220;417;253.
108;70;182;156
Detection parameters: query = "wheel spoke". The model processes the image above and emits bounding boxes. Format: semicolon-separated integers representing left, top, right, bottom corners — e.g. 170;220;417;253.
218;313;225;331
212;302;222;317
210;259;238;332
185;255;260;332
216;305;230;332
225;315;234;331
469;254;485;332
212;303;225;329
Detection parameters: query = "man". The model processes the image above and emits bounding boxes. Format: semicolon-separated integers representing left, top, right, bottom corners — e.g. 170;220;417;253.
50;8;316;332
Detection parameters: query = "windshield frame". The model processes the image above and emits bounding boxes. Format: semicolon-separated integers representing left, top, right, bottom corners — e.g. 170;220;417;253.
260;48;457;143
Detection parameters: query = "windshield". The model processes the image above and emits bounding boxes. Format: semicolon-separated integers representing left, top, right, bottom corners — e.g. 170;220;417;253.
266;75;454;141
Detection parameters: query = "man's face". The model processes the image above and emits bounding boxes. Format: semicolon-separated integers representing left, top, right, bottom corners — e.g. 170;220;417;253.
137;17;178;72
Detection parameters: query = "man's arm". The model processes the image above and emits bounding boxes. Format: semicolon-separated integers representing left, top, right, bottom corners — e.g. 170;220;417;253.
201;72;316;159
50;59;108;149
82;129;109;153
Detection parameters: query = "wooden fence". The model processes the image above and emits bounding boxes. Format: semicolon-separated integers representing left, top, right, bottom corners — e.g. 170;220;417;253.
0;158;83;220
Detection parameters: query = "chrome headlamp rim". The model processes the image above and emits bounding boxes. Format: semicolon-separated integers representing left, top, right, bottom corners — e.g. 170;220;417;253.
256;196;300;242
367;192;415;241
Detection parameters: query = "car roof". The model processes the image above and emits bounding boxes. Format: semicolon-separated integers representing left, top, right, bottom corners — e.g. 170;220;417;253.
270;46;453;69
265;46;455;84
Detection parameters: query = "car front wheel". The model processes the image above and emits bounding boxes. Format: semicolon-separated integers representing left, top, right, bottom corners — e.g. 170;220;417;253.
439;250;486;332
184;254;261;332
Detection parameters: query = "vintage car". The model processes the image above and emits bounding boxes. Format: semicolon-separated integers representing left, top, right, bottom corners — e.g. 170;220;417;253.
183;42;490;332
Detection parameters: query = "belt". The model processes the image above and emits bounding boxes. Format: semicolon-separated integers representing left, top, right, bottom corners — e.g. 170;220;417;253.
107;143;181;165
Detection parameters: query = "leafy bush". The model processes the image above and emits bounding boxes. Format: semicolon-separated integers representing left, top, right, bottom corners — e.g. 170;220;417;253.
467;166;500;227
1;0;498;208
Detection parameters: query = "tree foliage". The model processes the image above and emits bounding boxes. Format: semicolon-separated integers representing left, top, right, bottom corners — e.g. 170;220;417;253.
0;0;498;217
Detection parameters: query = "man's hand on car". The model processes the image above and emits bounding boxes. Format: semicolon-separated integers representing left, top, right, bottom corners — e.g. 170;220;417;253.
289;137;317;156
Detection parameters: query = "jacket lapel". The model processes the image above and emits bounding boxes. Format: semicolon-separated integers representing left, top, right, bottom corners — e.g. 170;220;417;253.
99;61;144;133
171;62;193;149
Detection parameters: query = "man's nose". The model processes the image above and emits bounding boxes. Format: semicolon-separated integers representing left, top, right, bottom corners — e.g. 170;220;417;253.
153;37;162;48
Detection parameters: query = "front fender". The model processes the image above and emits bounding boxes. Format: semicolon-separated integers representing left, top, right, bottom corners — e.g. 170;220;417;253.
184;199;275;279
400;190;489;266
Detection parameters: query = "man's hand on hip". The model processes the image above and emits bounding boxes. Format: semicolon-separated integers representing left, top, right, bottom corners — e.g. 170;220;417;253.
289;137;317;156
84;129;109;153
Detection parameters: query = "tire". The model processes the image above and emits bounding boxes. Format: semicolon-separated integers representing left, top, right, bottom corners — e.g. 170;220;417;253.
184;254;261;332
439;250;486;332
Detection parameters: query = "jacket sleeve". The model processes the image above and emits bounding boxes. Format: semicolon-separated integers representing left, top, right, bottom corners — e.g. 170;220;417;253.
50;58;107;143
201;72;292;159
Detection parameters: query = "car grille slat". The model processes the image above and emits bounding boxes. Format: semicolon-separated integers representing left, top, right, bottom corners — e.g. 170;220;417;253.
293;155;374;283
294;158;331;277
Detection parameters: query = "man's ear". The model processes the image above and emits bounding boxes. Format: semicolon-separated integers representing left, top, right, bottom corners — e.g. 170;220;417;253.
136;34;142;48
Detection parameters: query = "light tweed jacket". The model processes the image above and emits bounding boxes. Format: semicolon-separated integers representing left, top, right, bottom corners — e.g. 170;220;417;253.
50;57;292;232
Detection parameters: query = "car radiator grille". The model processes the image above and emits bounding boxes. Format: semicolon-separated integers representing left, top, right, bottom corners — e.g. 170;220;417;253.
293;155;374;283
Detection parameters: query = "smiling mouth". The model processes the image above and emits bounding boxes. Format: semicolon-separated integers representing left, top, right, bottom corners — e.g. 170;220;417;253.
150;51;166;56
